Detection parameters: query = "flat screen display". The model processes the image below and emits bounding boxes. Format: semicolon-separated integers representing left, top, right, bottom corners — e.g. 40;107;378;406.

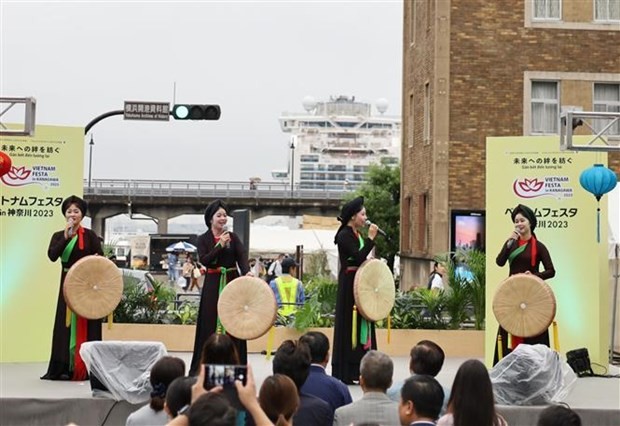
450;210;485;253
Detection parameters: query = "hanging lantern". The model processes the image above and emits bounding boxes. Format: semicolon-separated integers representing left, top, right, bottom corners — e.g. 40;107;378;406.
0;151;12;178
579;164;618;242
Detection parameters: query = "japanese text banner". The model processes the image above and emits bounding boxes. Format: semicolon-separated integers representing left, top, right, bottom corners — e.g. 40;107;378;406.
0;125;84;362
485;136;609;367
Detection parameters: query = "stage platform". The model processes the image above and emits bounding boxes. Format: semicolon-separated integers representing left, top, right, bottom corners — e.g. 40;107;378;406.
1;353;618;425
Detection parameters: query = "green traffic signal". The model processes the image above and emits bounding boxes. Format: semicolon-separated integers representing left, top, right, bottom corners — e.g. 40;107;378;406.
171;104;221;120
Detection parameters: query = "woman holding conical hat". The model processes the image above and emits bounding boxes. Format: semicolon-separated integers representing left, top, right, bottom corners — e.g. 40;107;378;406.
189;199;251;375
42;195;104;381
332;196;379;384
494;203;556;365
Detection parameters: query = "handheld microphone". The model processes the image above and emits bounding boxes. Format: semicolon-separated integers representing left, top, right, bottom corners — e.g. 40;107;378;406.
222;225;230;247
67;218;75;238
506;226;519;249
365;219;389;240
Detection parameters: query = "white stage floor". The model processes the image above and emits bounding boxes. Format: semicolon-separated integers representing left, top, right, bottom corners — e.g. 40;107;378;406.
1;353;619;425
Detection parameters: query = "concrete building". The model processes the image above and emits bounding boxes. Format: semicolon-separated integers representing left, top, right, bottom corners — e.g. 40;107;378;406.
399;0;620;289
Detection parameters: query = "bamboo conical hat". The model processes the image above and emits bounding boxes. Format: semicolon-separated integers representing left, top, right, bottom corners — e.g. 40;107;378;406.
63;255;123;320
492;273;556;338
354;259;396;321
217;276;277;340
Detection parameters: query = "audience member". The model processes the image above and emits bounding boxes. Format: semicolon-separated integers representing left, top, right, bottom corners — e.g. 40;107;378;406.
537;404;582;426
198;333;245;425
272;340;333;426
333;350;400;426
259;374;300;426
200;333;240;366
398;375;444;426
388;340;450;414
167;364;273;426
165;376;197;419
187;393;236;426
126;356;185;426
299;331;352;412
437;359;507;426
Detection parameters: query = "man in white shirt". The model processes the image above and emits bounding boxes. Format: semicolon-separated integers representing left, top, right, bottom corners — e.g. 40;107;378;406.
267;253;285;279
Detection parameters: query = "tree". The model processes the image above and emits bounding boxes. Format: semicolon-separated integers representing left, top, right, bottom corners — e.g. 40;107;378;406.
346;164;400;270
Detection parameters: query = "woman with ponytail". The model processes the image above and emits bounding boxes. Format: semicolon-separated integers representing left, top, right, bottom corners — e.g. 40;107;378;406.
126;356;186;426
259;374;300;426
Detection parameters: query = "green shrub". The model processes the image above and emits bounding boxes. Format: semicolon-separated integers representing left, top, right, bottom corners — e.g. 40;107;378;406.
112;274;177;324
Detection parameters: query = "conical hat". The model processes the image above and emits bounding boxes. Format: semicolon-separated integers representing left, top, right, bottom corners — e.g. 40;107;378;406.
354;259;396;321
492;273;556;338
217;276;277;340
63;255;123;319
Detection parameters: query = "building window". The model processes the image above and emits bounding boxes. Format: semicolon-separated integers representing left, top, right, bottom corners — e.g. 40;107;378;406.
403;196;411;252
424;82;430;144
595;0;620;21
417;193;428;252
409;93;414;148
531;81;559;134
410;0;416;45
533;0;561;20
593;83;620;135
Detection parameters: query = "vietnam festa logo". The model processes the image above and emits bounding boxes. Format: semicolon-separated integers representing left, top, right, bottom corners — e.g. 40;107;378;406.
0;164;60;188
513;176;573;199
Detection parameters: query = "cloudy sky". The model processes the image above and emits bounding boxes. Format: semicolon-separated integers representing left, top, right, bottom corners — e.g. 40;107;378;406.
1;1;403;183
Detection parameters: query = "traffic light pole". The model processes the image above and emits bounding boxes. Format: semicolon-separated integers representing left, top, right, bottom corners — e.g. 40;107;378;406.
84;110;124;135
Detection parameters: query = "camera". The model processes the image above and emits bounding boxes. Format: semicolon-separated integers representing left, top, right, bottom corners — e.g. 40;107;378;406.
203;364;247;409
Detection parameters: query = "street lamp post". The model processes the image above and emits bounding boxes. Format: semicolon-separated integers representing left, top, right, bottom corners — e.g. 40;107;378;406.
290;140;295;198
88;134;94;188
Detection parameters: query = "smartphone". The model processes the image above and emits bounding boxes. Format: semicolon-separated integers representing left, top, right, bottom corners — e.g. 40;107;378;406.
203;364;247;409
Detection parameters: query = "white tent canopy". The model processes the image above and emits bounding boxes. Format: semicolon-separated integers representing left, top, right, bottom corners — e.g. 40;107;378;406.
248;225;339;276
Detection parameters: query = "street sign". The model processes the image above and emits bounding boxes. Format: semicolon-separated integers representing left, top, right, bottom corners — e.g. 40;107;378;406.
124;101;170;121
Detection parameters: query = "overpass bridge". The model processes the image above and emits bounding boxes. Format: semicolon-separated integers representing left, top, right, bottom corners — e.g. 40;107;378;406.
84;179;347;239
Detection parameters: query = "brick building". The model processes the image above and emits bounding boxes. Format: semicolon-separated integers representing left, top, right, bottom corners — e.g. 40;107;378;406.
399;0;620;289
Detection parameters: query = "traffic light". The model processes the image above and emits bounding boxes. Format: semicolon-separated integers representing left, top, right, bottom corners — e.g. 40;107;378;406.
171;104;221;120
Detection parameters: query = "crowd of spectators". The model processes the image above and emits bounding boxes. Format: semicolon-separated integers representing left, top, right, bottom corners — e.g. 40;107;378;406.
121;333;582;426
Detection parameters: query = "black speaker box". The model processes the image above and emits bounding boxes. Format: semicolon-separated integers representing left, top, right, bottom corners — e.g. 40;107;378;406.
566;348;594;377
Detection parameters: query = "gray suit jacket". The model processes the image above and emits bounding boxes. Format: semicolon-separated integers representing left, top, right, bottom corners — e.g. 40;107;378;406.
333;392;400;426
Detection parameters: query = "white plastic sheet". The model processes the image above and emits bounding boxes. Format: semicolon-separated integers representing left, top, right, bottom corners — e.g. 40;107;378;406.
80;341;168;404
490;344;577;406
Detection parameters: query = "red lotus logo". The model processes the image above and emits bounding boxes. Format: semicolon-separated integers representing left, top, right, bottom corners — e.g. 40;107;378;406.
1;165;34;186
513;178;546;198
8;166;31;180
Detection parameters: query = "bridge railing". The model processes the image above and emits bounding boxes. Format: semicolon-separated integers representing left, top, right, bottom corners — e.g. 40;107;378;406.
83;179;347;200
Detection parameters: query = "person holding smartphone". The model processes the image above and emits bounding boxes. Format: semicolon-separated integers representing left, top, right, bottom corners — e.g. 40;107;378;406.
189;200;252;376
166;363;273;426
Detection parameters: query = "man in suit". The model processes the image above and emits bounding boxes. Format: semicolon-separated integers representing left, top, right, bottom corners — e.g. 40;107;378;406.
273;340;333;426
388;340;450;415
398;375;444;426
333;350;399;426
299;331;352;412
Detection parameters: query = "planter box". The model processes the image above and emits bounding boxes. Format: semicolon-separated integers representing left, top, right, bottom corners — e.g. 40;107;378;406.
103;324;484;358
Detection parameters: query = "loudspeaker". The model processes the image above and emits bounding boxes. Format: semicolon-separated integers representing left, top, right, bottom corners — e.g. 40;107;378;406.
566;348;594;377
232;209;250;259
